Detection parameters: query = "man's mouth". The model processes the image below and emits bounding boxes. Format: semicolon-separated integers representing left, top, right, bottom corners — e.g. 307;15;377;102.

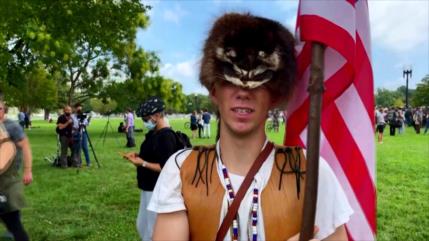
231;107;254;114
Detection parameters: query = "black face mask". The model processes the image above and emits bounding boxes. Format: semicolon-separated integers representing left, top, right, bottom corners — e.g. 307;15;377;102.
65;113;71;117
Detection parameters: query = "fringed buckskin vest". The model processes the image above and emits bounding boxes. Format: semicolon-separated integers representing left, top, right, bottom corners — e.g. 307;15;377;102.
180;145;307;241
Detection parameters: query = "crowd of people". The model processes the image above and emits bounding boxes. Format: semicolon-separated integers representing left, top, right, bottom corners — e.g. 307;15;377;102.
375;106;429;143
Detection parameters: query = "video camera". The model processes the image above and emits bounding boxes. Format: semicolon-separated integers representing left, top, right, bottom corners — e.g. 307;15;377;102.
77;113;91;126
78;113;87;122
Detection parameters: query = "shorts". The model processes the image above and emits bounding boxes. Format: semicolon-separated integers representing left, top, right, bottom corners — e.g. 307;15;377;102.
376;124;385;133
190;123;198;131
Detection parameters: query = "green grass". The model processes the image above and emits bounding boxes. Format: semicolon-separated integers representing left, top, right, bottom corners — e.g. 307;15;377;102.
1;119;428;240
376;127;429;241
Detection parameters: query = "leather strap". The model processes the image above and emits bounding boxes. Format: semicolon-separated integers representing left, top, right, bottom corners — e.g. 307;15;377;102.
0;137;11;145
215;142;274;241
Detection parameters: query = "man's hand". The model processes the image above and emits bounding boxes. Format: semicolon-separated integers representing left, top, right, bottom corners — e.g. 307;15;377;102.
287;226;319;241
23;168;33;185
123;152;143;166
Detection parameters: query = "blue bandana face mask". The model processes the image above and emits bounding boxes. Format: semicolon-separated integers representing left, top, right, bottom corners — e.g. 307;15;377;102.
143;119;156;130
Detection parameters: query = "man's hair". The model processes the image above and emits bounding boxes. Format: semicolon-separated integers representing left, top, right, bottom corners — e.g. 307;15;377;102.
74;103;82;108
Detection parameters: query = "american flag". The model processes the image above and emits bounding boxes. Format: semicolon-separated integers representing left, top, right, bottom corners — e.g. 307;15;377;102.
285;0;376;240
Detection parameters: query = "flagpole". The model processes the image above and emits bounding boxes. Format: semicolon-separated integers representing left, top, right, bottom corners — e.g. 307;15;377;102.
299;42;325;241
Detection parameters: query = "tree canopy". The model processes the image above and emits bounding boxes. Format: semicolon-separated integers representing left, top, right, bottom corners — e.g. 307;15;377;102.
412;74;429;107
0;0;168;110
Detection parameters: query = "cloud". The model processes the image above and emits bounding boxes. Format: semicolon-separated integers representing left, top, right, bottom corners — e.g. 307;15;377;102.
369;1;429;53
160;58;207;94
163;4;187;24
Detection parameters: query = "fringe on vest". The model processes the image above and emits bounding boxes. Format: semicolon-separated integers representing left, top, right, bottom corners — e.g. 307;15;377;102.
178;145;306;198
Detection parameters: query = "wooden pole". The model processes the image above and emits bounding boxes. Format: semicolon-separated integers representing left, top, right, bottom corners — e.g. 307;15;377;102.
299;42;326;241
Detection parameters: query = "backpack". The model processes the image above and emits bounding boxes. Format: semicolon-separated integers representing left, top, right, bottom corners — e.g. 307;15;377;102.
158;128;192;150
174;130;192;149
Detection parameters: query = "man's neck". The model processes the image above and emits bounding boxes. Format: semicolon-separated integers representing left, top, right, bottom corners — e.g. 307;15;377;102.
218;128;267;176
155;118;169;130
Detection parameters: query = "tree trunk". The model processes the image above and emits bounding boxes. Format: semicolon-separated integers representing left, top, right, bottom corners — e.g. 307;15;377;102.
44;109;50;120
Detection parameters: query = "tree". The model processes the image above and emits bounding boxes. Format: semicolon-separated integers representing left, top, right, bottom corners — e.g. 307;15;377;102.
103;76;186;113
375;88;401;107
1;62;57;112
0;0;158;106
412;74;429;107
90;98;117;116
184;94;214;113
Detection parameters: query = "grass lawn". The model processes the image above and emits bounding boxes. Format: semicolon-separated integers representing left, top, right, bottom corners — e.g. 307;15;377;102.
1;118;428;240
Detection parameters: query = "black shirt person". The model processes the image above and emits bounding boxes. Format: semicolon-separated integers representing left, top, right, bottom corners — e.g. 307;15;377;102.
122;96;181;241
56;106;73;168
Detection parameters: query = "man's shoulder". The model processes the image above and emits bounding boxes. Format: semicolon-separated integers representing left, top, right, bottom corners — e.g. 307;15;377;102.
3;119;20;129
166;146;215;170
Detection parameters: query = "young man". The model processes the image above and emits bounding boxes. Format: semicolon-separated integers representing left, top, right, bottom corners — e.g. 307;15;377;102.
0;100;33;241
123;97;184;241
148;13;352;241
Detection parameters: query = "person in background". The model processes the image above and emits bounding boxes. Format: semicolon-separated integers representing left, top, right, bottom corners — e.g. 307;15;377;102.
397;108;405;135
71;104;83;167
17;110;25;129
190;111;198;139
413;107;423;134
56;106;73;168
118;122;125;133
123;96;181;241
74;103;91;167
272;109;280;133
197;110;204;138
0;100;33;241
24;111;31;130
423;109;429;134
124;108;136;147
375;107;386;143
404;108;413;126
202;108;211;138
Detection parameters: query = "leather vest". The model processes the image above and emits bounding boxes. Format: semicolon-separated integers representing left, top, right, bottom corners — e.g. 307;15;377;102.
180;145;307;241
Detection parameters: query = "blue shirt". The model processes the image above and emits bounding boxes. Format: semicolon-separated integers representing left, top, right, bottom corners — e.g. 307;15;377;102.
202;112;211;124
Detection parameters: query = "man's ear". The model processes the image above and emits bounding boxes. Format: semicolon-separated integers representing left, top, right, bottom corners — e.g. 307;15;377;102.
209;86;218;106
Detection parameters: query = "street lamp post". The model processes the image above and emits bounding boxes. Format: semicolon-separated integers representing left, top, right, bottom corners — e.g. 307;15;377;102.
403;66;412;108
194;94;199;110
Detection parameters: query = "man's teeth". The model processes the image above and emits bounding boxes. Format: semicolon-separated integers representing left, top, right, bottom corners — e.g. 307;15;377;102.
233;108;253;113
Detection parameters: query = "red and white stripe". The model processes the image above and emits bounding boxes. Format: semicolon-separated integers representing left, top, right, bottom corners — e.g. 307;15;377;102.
285;1;376;240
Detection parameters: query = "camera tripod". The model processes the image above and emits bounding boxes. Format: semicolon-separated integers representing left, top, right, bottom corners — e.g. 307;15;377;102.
98;115;120;146
77;124;100;168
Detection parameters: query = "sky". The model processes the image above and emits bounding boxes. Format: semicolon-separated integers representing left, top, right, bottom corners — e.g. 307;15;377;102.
137;0;429;95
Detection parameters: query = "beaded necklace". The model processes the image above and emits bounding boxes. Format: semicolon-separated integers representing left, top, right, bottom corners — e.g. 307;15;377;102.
220;162;259;241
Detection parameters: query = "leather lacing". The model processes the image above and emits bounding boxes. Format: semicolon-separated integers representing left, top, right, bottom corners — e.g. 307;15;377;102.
176;146;306;198
274;147;306;199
